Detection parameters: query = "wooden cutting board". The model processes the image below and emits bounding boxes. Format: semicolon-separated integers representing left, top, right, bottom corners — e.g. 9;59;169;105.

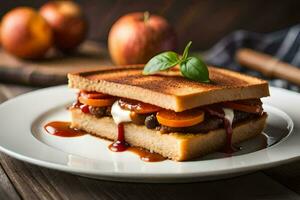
0;41;112;87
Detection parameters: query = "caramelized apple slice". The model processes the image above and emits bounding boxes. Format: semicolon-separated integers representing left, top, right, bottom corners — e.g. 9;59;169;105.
156;108;205;128
223;99;263;114
78;96;115;107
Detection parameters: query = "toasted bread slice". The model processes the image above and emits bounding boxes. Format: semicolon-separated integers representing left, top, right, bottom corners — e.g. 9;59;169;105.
70;108;267;161
68;66;269;112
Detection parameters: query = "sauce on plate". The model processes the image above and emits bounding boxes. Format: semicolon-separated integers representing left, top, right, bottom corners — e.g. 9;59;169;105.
44;121;87;137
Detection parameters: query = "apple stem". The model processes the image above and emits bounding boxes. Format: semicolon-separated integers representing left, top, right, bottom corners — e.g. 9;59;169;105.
144;11;150;23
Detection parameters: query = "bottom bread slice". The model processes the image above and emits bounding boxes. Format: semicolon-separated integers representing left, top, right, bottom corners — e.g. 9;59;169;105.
70;108;267;161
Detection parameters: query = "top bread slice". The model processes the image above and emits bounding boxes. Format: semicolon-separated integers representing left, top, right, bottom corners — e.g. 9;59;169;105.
68;65;269;112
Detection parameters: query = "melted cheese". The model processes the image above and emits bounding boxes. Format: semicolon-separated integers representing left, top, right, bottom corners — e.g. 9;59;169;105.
223;108;234;125
111;101;132;124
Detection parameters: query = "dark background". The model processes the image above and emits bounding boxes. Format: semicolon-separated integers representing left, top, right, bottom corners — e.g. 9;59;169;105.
1;0;300;50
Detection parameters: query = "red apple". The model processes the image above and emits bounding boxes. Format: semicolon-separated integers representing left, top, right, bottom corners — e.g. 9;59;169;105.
108;12;177;65
40;1;87;52
1;7;53;59
0;22;2;46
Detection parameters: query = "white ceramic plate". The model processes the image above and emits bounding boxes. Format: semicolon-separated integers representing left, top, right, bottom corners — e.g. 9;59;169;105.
0;86;299;183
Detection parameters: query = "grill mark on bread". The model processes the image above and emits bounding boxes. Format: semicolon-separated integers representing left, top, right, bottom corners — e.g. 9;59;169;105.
80;68;251;95
209;69;249;86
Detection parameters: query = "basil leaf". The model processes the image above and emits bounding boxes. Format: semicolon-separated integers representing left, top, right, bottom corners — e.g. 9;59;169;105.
143;41;210;84
180;57;210;82
181;41;192;61
143;51;180;75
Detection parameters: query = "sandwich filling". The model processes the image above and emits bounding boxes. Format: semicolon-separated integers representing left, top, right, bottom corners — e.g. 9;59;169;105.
70;90;265;153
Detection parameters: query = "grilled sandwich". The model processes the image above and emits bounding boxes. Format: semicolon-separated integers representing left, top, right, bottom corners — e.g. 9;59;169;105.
68;65;269;161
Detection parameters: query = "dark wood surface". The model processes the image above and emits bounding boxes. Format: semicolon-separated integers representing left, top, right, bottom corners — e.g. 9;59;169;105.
0;84;300;199
0;42;112;86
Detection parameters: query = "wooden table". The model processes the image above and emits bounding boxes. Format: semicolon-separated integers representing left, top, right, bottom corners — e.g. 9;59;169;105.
0;83;300;200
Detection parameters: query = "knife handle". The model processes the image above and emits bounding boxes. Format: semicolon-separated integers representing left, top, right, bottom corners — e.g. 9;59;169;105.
236;48;300;86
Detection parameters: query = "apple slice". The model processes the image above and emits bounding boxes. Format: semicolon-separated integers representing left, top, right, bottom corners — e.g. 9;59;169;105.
156;108;204;128
78;96;115;107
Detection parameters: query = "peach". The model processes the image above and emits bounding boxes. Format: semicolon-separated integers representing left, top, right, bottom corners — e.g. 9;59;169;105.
40;1;87;52
1;7;53;59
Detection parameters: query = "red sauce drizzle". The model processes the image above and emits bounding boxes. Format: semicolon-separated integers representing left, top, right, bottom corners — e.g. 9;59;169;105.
44;121;86;137
70;102;89;114
205;107;235;154
108;123;129;152
80;104;90;114
108;124;165;162
223;118;234;154
128;147;166;162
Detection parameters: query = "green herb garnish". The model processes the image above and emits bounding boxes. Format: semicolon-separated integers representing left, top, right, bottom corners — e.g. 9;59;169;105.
143;41;210;83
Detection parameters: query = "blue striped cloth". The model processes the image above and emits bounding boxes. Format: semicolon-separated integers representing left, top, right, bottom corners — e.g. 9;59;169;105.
204;25;300;92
